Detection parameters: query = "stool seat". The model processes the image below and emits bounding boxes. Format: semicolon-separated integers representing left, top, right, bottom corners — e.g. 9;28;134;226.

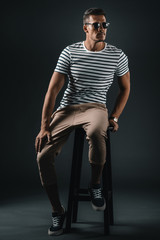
65;127;114;235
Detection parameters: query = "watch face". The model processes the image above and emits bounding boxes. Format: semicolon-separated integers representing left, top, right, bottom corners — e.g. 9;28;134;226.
114;117;118;123
109;117;118;123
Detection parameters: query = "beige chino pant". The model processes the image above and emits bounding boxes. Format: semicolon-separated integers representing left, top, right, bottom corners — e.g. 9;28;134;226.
37;102;109;186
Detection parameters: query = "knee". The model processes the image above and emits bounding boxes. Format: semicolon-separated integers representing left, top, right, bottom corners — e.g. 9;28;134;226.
36;150;47;167
36;146;60;168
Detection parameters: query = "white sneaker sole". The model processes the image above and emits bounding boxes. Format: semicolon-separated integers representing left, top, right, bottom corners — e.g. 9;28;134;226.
48;228;63;236
91;198;106;211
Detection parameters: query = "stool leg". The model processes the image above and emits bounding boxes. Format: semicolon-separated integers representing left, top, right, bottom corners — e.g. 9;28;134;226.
102;130;114;234
65;143;77;232
107;131;114;225
72;128;85;223
102;162;109;235
65;128;85;232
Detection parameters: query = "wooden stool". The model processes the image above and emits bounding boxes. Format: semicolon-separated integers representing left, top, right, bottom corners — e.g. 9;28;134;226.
65;127;114;234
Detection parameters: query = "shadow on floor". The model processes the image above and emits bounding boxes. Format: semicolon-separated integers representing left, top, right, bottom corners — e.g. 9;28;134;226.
0;188;160;240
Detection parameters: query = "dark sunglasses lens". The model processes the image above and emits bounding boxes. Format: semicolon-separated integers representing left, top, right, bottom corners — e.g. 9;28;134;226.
93;23;99;29
102;23;107;28
93;22;109;29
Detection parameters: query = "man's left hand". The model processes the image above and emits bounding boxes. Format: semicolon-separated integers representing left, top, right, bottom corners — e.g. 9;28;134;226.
109;119;119;132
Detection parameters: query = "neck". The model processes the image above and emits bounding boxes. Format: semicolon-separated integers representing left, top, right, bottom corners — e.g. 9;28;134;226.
84;40;105;52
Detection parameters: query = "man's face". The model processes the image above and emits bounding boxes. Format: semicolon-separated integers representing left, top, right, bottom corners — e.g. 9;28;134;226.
83;15;107;42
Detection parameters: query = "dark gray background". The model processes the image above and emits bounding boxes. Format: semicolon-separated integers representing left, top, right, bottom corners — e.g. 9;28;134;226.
1;1;160;238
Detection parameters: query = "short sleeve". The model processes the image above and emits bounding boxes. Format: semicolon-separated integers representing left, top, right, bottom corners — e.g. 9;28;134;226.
116;51;129;77
54;46;70;75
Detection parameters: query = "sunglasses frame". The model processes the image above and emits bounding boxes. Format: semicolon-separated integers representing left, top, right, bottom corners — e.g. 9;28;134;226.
85;22;110;30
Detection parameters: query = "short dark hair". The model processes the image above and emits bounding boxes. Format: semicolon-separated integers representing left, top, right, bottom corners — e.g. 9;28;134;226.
83;8;106;25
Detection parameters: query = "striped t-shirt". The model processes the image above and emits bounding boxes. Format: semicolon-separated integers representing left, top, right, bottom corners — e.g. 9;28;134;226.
54;41;129;110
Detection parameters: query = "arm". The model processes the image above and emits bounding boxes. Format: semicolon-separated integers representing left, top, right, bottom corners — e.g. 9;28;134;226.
35;71;66;152
109;71;130;132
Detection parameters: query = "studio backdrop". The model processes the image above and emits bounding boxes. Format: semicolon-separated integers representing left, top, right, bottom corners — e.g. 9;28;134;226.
1;0;160;198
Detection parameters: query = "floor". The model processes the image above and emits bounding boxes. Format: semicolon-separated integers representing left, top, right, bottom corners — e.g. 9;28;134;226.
1;187;160;240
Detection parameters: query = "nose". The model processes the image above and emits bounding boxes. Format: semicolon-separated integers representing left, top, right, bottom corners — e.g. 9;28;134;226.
100;23;103;29
98;24;104;32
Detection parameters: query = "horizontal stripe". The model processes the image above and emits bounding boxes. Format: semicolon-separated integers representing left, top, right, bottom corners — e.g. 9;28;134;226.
54;41;129;110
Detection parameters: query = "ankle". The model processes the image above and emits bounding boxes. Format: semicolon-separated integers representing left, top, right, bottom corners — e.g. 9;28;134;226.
90;181;101;186
52;206;64;215
90;182;101;189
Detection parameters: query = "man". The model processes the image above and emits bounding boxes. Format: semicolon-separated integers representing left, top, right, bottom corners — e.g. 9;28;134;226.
35;8;130;236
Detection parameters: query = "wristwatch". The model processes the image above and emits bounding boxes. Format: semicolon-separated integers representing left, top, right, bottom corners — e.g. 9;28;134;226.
109;116;118;123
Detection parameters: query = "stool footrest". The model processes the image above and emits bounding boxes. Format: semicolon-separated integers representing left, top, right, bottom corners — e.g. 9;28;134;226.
74;188;90;201
78;188;89;194
74;195;90;201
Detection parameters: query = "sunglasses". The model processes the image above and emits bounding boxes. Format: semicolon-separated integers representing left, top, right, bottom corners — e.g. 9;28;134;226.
85;22;110;30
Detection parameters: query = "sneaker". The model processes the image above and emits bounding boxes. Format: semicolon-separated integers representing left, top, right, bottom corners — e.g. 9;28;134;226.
48;206;66;236
88;183;106;211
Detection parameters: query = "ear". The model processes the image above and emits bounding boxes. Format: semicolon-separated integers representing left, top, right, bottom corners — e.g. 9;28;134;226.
83;24;88;33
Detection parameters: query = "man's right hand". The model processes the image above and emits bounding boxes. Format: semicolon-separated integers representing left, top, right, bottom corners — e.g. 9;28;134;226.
35;129;52;153
35;72;66;154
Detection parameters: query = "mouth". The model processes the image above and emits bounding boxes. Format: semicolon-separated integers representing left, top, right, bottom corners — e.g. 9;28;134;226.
96;32;105;37
96;34;105;39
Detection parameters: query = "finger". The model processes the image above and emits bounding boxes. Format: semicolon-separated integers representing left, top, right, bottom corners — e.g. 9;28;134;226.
113;126;116;132
36;141;39;153
38;138;42;152
114;125;119;132
35;138;39;153
113;124;118;132
47;133;52;142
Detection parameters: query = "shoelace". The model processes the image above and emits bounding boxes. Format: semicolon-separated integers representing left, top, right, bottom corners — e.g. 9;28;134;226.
91;188;102;199
52;215;61;227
